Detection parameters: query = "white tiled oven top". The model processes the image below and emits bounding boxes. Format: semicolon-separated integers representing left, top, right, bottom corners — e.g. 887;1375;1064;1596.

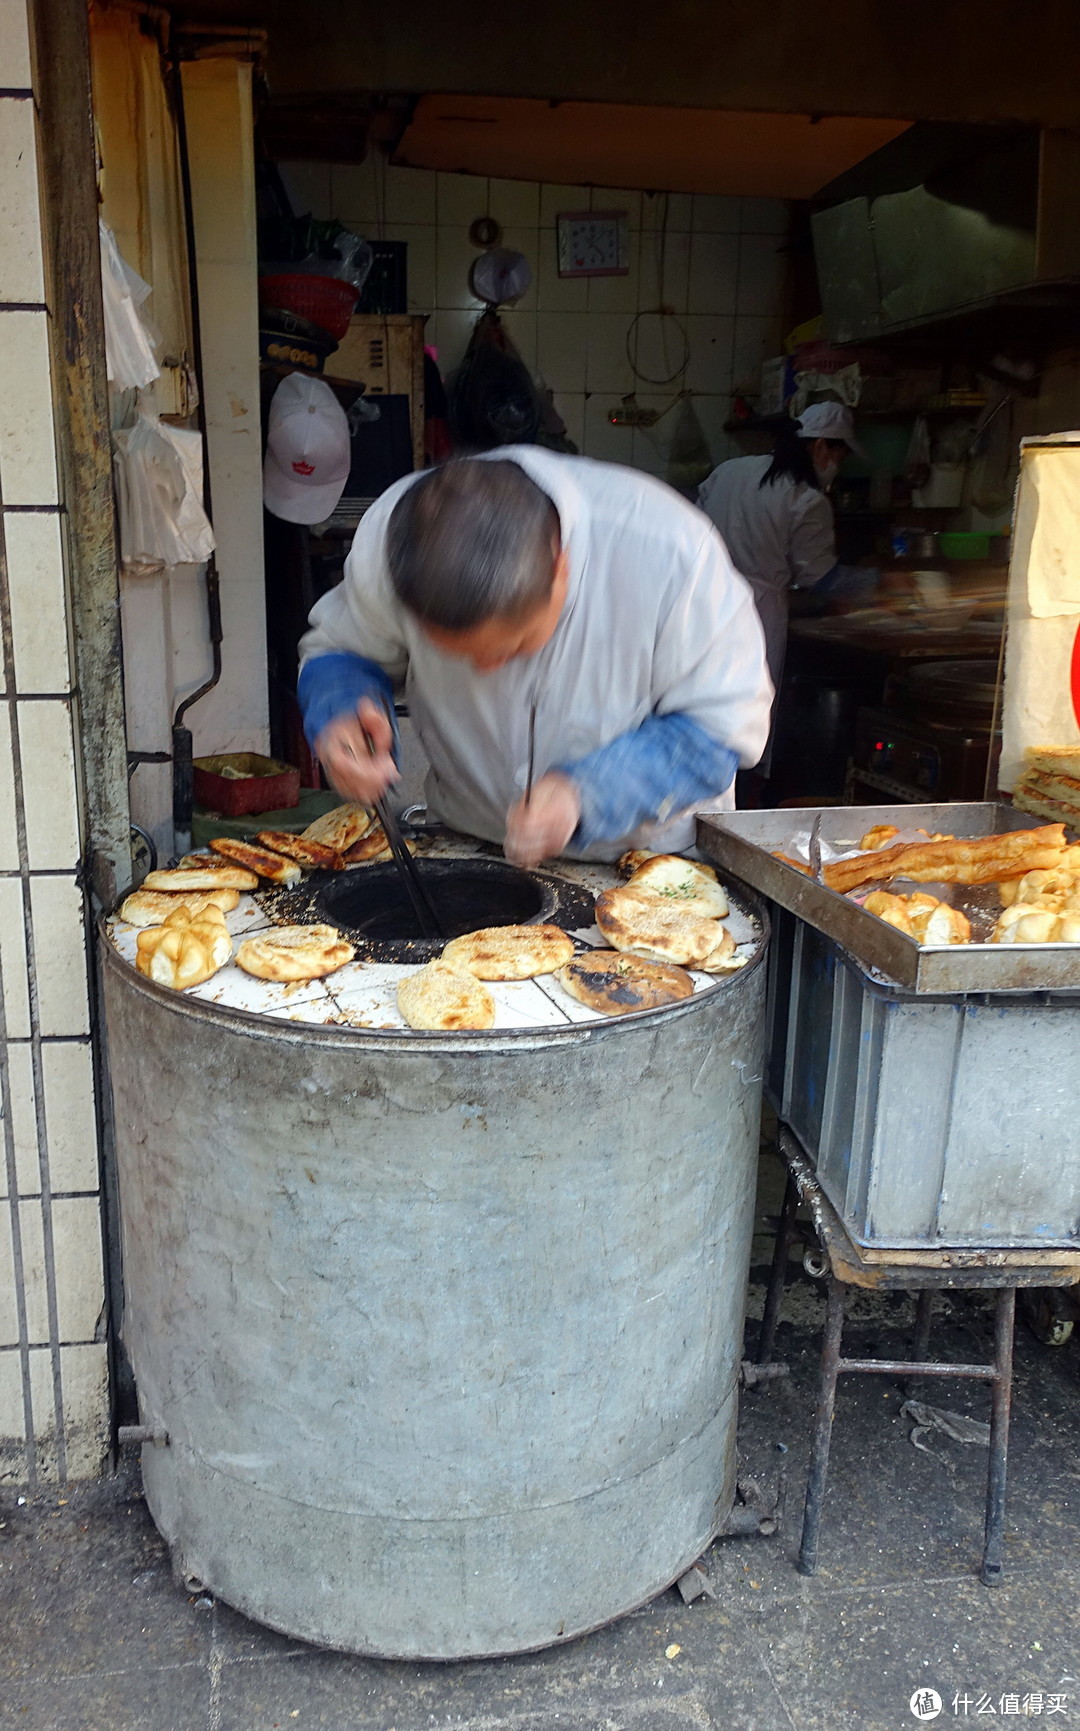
104;855;761;1033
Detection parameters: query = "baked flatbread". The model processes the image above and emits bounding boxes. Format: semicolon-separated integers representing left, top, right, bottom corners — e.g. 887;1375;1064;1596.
143;864;258;892
135;905;232;989
596;884;737;970
301;802;373;852
440;924;574;980
236;923;354;981
625;854;729;917
617;849;656;878
339;824;417;866
558;950;693;1015
119;886;240;928
255;830;345;871
397;960;495;1031
209;838;303;885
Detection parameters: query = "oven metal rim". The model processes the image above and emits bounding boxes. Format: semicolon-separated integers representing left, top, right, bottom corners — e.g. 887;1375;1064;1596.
97;882;770;1049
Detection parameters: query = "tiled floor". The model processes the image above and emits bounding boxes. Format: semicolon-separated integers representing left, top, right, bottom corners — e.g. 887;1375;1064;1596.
3;1145;1079;1731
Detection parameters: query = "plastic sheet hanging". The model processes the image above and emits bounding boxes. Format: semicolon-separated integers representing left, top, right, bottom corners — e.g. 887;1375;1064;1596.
99;220;160;391
113;412;215;577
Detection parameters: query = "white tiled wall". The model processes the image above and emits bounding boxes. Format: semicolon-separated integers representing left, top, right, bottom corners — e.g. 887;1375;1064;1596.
0;0;109;1483
279;157;791;479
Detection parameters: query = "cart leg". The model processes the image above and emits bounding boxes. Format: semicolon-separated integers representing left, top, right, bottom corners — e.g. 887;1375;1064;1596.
758;1172;798;1365
912;1290;934;1363
981;1286;1015;1588
798;1277;846;1577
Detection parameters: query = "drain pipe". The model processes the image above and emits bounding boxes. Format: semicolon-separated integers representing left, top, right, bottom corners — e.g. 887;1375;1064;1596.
170;49;223;856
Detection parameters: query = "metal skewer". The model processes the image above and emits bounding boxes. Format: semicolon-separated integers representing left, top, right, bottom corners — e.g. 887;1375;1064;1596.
362;704;445;940
525;699;537;806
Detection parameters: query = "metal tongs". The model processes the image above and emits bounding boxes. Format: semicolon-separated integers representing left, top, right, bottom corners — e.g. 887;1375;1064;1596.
808;813;825;885
363;702;445;940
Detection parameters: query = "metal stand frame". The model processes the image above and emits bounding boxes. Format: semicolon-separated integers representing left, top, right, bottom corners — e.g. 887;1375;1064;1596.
759;1128;1080;1587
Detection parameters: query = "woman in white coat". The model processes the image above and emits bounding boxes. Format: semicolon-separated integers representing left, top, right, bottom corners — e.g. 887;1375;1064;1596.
697;401;870;780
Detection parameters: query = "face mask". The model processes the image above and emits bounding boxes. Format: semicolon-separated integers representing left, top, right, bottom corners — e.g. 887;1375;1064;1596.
817;458;841;489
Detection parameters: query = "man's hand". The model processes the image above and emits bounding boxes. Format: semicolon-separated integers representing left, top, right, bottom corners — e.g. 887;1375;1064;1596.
505;772;581;867
316;697;399;804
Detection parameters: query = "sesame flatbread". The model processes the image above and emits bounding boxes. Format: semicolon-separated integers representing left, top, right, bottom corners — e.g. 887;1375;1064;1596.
397;960;495;1031
301;802;373;853
595;883;731;970
236;923;354;981
440;924;574;981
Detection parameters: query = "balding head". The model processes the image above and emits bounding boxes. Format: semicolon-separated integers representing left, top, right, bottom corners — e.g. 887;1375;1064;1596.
386;459;560;631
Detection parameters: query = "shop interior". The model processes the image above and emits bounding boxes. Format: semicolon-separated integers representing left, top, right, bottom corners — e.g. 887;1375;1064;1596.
89;6;1080;858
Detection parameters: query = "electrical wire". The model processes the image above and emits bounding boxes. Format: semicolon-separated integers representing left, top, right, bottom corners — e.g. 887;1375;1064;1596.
624;193;691;387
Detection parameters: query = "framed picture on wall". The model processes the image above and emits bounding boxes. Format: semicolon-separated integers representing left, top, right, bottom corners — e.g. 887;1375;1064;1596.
556;210;630;278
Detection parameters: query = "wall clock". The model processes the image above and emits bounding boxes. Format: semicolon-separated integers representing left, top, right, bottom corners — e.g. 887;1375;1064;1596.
556;210;629;278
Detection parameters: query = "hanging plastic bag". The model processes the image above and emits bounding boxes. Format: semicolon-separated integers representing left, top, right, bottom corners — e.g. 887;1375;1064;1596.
99;220;160;390
665;395;713;497
113;411;215;575
446;310;545;449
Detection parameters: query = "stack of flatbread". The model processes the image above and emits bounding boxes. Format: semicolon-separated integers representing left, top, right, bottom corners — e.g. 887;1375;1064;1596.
594;855;744;973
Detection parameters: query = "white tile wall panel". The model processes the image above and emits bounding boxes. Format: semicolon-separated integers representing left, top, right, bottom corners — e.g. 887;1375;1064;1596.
0;309;58;505
16;1196;46;1342
0;1351;25;1463
584;236;641;316
539;182;588;227
488;177;539;227
638;228;691;319
38;1042;98;1195
2;1038;38;1195
0;0;32;87
535;236;588;313
687;232;740;316
739;196;789;234
0;96;44;304
435;223;485;311
642;190;692;233
58;1343;108;1477
436;170;486;226
584;311;637;394
683;316;735;396
692;194;741;234
0;1209;18;1344
0;877;31;1039
738;232;789;316
327;158;379;229
16;700;81;871
384;223;436;314
2;512;71;693
27;874;90;1038
0;702;17;867
50;1196;103;1340
384;163;437;225
537;311;590;393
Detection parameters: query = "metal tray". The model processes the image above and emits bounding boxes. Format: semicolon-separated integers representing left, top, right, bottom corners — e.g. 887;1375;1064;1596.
697;803;1080;995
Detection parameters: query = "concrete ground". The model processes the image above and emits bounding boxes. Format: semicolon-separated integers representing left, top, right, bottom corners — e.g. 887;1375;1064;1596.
3;1151;1080;1731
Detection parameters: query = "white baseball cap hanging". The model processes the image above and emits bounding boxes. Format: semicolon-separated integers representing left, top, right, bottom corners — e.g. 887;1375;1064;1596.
263;373;352;524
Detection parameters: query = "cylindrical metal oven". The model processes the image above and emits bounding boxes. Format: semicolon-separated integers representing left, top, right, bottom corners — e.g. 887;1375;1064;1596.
101;881;767;1659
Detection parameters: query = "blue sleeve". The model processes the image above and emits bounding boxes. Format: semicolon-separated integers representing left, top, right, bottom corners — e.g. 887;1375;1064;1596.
811;562;879;603
555;712;739;851
297;653;396;751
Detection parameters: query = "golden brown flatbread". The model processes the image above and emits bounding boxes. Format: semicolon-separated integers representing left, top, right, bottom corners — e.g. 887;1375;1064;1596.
624;854;729;917
255;830;346;871
595;884;739;971
143;864;258;892
118;886;240;928
557;950;694;1015
440;924;574;981
339;824;418;866
208;838;302;885
236;924;354;981
301;802;373;852
135;905;232;990
397;961;495;1031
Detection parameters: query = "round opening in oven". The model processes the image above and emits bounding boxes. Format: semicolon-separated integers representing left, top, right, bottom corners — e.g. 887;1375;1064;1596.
317;857;555;943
